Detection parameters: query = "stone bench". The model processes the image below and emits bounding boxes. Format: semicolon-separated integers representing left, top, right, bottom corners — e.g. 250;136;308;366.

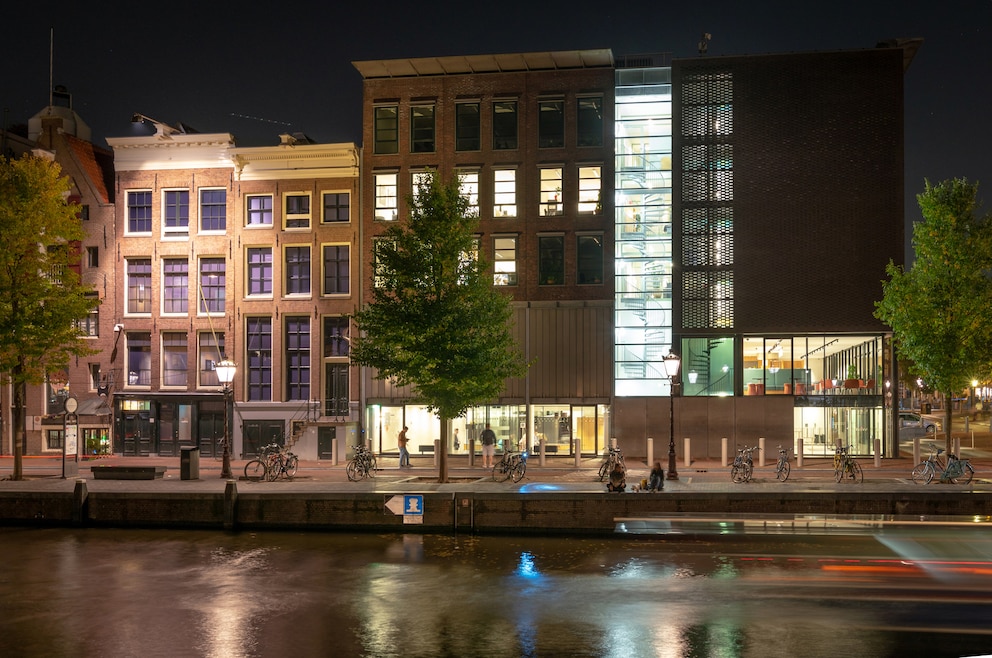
91;465;167;480
418;445;435;454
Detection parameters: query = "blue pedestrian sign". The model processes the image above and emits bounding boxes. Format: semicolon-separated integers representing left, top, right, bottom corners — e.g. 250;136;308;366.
404;495;423;515
385;494;424;524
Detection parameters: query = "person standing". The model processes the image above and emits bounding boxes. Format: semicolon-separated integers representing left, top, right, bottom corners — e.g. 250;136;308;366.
480;424;497;468
453;428;461;451
397;426;410;468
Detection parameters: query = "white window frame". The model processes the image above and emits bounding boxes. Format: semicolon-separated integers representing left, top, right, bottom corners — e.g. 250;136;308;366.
162;188;190;238
540;167;563;216
457;170;479;217
578;165;602;214
245;194;273;227
374;173;398;221
493;169;517;218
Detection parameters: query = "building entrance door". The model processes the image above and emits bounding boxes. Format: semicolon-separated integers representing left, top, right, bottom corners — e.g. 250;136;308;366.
197;401;224;458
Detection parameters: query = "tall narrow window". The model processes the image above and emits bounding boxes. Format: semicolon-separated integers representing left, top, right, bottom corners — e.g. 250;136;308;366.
86;246;99;268
127;332;152;386
126;258;152;314
162;332;188;388
200;189;226;232
322;192;350;223
77;292;99;337
285;246;311;295
286;317;310;401
578;166;602;214
198;332;224;387
458;171;479;217
539;235;565;285
493;169;517;218
372;238;394;289
494;236;518;286
324;317;350;357
325;363;349;417
162;258;189;314
577;234;604;284
374;173;398;220
127;191;152;233
539;100;565;148
410;104;435;153
374;105;398;154
455;102;481;151
246;195;273;226
199;258;226;313
163;190;189;236
284;193;310;229
540;168;564;216
322;245;350;295
246;317;272;402
577;96;604;147
493;100;518;150
247;247;273;296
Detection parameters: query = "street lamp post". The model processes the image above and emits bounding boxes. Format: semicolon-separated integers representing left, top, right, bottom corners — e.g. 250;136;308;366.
663;351;681;481
215;359;237;479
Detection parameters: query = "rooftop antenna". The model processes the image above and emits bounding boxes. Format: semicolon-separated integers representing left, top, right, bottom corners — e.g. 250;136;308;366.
48;27;54;110
698;32;712;56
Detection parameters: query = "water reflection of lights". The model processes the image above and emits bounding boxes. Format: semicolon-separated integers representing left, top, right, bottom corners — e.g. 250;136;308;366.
517;483;566;493
515;551;541;579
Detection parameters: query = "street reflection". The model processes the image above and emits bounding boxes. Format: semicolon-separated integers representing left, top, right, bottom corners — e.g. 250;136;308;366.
0;527;990;657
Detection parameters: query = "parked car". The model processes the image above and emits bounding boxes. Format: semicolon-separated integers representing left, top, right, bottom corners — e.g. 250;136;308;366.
898;411;940;439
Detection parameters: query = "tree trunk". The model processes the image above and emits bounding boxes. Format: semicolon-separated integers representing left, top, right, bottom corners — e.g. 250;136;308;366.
944;390;954;454
438;417;449;483
12;377;25;481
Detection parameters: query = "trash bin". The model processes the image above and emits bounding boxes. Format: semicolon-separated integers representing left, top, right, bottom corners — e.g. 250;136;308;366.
921;402;931;414
180;446;200;480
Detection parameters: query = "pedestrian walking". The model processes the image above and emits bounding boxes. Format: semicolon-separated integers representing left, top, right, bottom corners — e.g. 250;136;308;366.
480;424;497;468
398;426;410;467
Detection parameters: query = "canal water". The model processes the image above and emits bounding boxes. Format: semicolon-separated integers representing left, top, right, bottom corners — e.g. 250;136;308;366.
0;527;989;657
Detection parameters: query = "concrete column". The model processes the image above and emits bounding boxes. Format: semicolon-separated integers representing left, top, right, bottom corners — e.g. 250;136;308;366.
683;438;691;468
539;438;546;467
646;437;654;467
758;437;766;467
721;437;728;467
797;439;804;468
874;438;881;468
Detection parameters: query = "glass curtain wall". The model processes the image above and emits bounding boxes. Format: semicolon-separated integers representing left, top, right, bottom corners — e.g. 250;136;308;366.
614;66;674;397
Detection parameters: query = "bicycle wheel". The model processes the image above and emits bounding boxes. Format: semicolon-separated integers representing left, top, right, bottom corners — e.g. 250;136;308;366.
911;462;934;485
598;460;611;482
949;462;974;485
743;462;754;483
849;460;863;484
510;460;526;483
776;460;790;482
244;459;267;481
285;455;299;478
266;458;282;482
346;460;359;481
834;466;844;483
731;463;745;483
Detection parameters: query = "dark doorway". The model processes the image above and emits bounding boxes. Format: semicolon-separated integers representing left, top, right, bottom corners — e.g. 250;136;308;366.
318;425;337;460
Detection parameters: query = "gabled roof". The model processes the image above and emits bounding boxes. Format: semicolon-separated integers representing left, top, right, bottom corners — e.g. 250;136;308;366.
63;133;114;204
353;49;614;79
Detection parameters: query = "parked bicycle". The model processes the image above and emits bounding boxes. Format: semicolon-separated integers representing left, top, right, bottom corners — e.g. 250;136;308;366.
264;445;299;481
775;445;791;482
346;444;377;481
833;445;863;484
731;445;755;483
492;449;527;483
912;443;974;484
598;446;626;482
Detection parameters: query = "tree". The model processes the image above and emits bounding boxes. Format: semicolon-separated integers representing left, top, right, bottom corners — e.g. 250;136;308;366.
875;179;992;450
0;155;98;480
350;171;528;482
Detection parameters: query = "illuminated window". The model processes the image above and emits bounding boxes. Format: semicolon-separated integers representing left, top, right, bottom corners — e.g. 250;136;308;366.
162;258;188;314
200;189;226;232
126;258;151;314
374;105;398;154
493;169;517;218
458;171;479;217
374;173;398;220
127;191;152;233
162;332;188;388
199;258;225;314
578;166;602;214
494;236;518;286
198;332;224;387
286;317;310;401
246;195;272;226
540;168;563;216
163;190;189;236
246;317;272;401
247;247;273;296
127;332;152;386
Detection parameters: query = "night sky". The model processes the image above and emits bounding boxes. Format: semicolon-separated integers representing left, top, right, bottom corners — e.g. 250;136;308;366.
3;0;990;233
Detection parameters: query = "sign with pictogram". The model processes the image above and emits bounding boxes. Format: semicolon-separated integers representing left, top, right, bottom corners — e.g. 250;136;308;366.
385;495;424;524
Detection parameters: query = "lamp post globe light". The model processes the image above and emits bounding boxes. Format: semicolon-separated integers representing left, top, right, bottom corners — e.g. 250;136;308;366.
663;351;681;481
215;359;237;479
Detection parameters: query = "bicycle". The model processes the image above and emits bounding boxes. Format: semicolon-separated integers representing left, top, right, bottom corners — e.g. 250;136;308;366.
774;445;791;482
264;446;299;481
939;452;975;484
598;446;625;482
833;445;863;484
492;449;527;483
731;445;754;483
346;444;377;481
911;443;946;485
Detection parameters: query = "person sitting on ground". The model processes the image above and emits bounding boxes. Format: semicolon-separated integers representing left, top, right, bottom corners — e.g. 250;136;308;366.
648;461;664;492
606;462;626;493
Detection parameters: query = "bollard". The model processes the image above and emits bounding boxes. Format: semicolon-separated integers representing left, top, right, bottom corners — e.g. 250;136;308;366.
539;438;546;467
434;438;440;466
721;437;728;467
332;434;339;467
610;437;617;450
874;438;881;468
797;439;804;469
758;437;766;467
913;437;920;466
954;436;961;457
469;439;475;468
72;479;88;527
683;437;691;468
574;438;581;468
646;437;654;467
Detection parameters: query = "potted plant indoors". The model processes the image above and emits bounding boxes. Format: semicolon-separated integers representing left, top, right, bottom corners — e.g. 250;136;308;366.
844;363;861;389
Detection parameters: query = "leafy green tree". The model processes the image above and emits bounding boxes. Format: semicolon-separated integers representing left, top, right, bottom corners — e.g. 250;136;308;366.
0;155;97;480
350;171;528;482
876;179;992;449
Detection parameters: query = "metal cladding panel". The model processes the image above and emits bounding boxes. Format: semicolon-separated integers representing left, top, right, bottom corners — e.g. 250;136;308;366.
521;304;612;400
674;48;906;334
